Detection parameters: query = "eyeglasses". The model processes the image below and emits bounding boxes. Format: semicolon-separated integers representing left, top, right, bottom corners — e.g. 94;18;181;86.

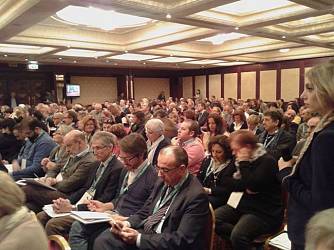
119;154;138;162
91;145;108;152
154;164;181;173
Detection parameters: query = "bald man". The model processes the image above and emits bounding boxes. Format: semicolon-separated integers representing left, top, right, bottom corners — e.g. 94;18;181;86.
22;130;97;213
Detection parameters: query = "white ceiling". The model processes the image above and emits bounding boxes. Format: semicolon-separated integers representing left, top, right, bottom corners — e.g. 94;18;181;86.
0;0;334;69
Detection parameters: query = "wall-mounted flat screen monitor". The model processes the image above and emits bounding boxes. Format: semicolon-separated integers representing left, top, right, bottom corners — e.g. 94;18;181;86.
66;84;80;97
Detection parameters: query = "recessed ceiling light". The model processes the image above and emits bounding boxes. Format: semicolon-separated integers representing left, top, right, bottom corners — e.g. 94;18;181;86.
24;58;28;61
67;45;71;48
114;63;118;65
166;13;172;19
143;62;146;65
169;54;174;57
235;27;239;30
4;54;8;57
58;57;62;60
279;48;290;53
54;5;152;30
73;60;77;63
124;50;128;53
282;35;286;38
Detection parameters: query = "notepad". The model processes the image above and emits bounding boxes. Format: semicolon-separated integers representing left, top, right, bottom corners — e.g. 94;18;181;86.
269;232;291;250
43;204;71;218
70;211;113;224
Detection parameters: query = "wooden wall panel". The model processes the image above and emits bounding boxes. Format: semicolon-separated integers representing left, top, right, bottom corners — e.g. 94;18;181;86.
241;71;256;100
260;70;276;102
195;75;206;98
281;68;299;101
134;77;169;100
70;76;117;105
182;76;193;98
224;73;237;99
209;74;221;98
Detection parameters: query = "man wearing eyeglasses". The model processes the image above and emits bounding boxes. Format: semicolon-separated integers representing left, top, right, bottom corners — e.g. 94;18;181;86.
94;145;209;250
36;131;123;236
21;130;96;213
69;133;157;250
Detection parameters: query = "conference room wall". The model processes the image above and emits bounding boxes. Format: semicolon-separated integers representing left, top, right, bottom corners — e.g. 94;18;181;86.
70;76;117;105
133;77;170;100
182;76;193;98
195;75;206;99
209;74;221;99
260;70;276;102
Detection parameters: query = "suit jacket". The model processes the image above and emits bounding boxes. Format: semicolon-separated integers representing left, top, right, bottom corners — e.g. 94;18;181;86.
69;156;123;209
151;137;170;166
197;110;209;127
128;174;209;250
54;151;97;195
45;145;70;177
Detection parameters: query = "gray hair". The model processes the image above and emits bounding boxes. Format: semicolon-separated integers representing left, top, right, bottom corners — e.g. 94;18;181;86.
91;131;116;147
306;208;334;250
145;118;164;134
55;124;73;136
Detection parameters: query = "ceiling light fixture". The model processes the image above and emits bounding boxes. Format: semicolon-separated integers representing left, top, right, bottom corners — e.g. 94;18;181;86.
166;13;172;19
199;32;248;45
54;5;152;31
73;60;77;63
4;54;8;57
282;35;286;38
235;27;239;30
58;57;62;60
279;48;290;53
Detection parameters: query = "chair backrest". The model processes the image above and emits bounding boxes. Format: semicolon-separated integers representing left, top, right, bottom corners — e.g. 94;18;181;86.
204;203;215;250
48;235;71;250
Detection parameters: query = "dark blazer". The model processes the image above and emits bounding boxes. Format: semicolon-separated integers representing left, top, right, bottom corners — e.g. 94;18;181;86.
197;110;209;127
258;128;296;161
197;156;236;208
113;164;158;217
128;174;209;250
69;156;123;210
228;122;248;133
281;122;334;246
0;133;22;162
151;137;170;166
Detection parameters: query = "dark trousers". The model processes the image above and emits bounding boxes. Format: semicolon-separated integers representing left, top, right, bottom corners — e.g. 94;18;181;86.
94;228;138;250
215;205;279;250
22;184;67;213
291;243;304;250
37;211;74;236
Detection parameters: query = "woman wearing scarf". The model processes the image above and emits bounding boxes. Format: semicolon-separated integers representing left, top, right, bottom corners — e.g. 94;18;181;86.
0;172;48;250
279;60;334;250
197;135;235;209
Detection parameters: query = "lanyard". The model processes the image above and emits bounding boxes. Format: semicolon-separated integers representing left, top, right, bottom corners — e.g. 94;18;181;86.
264;133;276;148
88;161;109;192
153;173;188;213
204;158;231;183
119;160;150;196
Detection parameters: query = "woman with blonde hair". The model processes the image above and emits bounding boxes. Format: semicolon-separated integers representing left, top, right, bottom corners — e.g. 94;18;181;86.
279;60;334;250
81;115;99;145
0;172;48;250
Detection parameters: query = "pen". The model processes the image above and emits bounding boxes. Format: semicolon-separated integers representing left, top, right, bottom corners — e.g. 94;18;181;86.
33;173;39;179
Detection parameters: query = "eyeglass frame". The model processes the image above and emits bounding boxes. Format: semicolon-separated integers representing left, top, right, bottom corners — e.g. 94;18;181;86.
154;164;183;173
119;154;138;162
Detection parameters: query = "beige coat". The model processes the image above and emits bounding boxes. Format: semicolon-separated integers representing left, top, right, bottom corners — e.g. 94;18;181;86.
0;210;48;250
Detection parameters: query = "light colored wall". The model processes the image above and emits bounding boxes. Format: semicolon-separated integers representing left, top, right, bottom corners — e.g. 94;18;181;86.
70;76;117;105
241;72;256;100
182;76;193;98
281;68;299;101
260;70;276;101
134;77;169;100
209;74;221;98
195;75;206;98
224;73;237;99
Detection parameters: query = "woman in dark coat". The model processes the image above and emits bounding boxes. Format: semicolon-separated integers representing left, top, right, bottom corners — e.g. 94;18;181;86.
197;135;235;209
278;60;334;250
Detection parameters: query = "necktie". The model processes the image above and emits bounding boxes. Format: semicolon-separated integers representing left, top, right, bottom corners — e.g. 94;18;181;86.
95;163;104;180
143;187;173;234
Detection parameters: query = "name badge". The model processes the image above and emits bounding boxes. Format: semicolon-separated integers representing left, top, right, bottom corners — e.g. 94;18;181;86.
21;159;27;169
227;192;244;209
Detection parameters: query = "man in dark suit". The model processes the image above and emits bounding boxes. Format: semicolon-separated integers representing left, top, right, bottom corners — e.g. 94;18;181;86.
22;130;96;213
94;145;209;250
145;118;170;165
68;133;157;250
36;131;123;236
196;102;209;127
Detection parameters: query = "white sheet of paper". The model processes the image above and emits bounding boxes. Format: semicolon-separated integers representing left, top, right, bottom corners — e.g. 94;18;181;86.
5;164;13;173
43;204;71;218
71;211;111;220
269;232;291;250
227;192;244;209
21;159;27;169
